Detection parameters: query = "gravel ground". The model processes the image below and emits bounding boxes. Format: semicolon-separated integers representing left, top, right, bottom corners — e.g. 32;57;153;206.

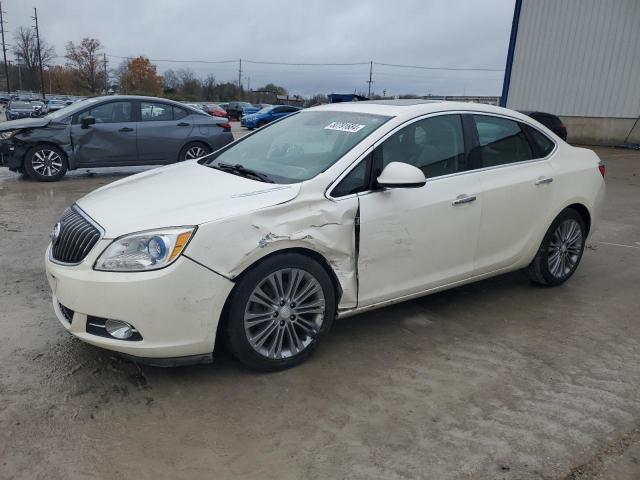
0;142;639;479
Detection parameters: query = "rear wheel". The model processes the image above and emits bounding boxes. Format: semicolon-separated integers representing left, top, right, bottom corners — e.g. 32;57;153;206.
225;253;336;371
24;145;67;182
178;142;211;162
526;208;586;285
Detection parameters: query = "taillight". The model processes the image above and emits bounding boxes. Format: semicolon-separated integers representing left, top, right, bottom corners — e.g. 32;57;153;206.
219;122;231;131
598;162;605;177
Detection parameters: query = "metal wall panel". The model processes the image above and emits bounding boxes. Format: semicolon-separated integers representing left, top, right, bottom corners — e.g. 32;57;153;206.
506;0;640;118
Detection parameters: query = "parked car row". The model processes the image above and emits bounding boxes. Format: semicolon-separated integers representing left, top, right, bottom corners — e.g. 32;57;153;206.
0;95;233;181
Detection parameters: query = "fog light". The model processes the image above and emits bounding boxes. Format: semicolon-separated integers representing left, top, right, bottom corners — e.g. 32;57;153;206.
105;319;134;339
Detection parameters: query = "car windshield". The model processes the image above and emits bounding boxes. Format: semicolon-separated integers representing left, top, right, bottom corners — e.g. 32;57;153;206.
202;110;390;183
45;97;101;120
258;106;275;114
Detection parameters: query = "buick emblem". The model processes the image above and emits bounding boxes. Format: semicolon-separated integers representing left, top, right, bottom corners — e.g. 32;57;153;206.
51;222;61;245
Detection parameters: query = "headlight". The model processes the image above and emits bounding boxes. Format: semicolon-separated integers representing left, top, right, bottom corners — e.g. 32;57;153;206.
94;227;195;272
0;130;18;140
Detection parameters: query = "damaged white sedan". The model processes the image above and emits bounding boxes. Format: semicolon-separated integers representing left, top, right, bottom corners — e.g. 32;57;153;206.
45;100;606;370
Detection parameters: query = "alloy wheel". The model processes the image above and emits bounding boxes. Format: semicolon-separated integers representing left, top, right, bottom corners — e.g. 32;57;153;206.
244;268;326;360
185;146;207;160
32;149;62;177
547;218;583;278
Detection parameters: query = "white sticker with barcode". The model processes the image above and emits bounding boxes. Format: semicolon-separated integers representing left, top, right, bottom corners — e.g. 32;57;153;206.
324;121;366;133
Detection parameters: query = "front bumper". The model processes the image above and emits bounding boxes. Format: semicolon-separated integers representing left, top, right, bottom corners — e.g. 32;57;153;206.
45;242;234;360
0;141;28;170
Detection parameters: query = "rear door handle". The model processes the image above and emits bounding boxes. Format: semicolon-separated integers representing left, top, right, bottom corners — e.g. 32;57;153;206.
452;194;477;206
535;176;553;185
177;122;190;127
118;127;134;132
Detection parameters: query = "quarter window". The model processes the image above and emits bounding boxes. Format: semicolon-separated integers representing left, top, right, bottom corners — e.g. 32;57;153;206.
332;155;372;198
473;115;532;167
523;124;555;158
141;102;173;121
378;114;466;178
78;101;132;123
173;107;189;120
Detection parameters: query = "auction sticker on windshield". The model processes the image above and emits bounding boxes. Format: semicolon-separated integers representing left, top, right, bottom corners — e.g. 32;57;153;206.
324;121;366;133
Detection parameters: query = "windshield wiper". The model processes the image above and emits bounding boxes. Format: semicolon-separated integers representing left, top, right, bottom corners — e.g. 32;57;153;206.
213;162;274;183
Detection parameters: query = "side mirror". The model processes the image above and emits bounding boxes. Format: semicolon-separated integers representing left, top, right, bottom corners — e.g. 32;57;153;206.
81;116;96;129
376;162;426;189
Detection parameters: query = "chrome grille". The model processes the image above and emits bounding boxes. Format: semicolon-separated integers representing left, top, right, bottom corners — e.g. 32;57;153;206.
51;207;101;264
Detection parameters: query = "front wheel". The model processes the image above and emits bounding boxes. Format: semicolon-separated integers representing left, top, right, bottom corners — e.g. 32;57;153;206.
225;253;336;371
24;145;68;182
526;208;586;285
178;142;211;162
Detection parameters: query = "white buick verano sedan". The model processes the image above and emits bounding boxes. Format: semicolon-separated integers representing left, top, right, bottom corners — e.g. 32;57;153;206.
46;100;606;370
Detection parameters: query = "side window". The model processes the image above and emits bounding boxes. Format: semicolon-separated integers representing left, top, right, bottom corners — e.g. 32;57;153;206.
473;115;532;167
523;124;555;158
141;102;173;121
378;114;466;178
78;101;132;123
332;156;371;198
173;106;189;120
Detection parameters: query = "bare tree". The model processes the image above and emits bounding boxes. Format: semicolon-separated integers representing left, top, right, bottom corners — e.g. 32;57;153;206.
65;38;104;94
162;68;179;91
11;26;55;91
177;68;201;98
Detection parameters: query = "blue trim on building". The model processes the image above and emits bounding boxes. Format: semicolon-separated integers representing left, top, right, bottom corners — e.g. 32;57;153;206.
500;0;523;107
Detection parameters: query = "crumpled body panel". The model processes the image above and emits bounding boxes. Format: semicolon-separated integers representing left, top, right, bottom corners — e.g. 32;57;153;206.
186;192;359;309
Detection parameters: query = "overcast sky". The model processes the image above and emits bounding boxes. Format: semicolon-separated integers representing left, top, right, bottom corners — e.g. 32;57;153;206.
4;0;515;97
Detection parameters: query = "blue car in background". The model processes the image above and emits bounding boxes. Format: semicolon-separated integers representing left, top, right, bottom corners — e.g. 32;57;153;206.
241;105;301;129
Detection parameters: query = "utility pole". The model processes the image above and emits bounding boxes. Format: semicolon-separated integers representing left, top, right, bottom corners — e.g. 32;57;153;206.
103;53;108;94
367;61;373;98
0;2;9;94
32;8;45;99
238;58;242;96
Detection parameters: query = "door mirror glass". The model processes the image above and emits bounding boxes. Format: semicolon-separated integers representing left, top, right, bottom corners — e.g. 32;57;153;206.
81;116;96;129
376;162;426;189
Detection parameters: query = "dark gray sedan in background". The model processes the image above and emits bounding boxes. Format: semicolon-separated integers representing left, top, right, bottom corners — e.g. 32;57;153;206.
0;95;233;181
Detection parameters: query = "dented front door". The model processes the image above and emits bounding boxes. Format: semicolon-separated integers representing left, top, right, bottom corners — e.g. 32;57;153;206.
356;173;482;307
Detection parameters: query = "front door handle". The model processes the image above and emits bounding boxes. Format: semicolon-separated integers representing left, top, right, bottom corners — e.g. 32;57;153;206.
119;127;134;132
177;122;190;127
535;176;553;185
452;194;477;206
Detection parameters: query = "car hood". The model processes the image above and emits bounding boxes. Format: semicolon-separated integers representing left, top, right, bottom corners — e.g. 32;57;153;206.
76;161;301;238
0;116;50;130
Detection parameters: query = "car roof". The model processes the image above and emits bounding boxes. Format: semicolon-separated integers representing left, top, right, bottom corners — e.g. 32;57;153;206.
308;99;533;122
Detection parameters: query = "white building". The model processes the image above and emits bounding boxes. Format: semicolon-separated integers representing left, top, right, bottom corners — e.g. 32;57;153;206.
502;0;640;145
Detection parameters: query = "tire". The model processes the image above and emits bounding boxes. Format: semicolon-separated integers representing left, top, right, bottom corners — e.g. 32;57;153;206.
178;142;211;162
24;145;68;182
525;208;586;286
225;253;337;371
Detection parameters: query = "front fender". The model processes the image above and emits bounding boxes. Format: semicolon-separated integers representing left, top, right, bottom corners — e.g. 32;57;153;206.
186;194;359;309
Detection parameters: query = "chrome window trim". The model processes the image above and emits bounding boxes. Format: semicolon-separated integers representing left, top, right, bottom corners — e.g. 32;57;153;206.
48;204;105;267
325;109;557;201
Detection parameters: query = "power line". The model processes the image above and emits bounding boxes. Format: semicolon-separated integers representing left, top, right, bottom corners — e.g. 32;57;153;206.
373;61;504;72
105;54;238;64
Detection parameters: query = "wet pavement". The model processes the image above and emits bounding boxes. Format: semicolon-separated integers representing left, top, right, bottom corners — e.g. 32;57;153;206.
1;144;639;479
